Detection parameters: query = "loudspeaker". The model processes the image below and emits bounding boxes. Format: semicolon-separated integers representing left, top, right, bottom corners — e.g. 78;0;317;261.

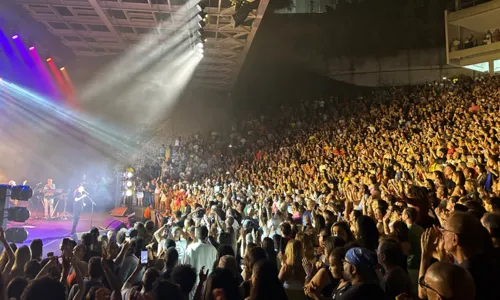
100;217;127;232
110;207;130;217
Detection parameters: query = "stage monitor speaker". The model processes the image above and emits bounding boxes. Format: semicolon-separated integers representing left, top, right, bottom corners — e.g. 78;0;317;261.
100;217;127;232
110;207;130;217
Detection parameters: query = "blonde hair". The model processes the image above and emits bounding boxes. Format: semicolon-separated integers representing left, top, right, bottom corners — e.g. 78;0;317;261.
285;239;303;267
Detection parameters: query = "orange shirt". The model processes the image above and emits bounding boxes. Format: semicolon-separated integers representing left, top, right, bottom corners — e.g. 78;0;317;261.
144;206;151;219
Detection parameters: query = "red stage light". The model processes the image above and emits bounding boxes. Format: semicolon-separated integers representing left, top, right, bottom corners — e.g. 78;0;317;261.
46;58;52;62
29;46;35;51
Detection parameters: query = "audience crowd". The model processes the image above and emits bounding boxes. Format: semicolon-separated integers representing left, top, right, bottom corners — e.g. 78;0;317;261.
2;75;500;300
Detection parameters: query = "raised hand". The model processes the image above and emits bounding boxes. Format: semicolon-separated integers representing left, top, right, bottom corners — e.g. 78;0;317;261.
199;266;209;284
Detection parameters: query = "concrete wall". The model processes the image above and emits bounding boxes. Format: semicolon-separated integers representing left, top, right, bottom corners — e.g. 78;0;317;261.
324;48;476;86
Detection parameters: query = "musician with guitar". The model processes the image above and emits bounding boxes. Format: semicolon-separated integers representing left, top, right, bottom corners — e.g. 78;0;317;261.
43;178;56;219
72;184;87;235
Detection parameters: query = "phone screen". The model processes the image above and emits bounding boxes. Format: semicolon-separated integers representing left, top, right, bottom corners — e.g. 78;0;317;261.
140;250;148;264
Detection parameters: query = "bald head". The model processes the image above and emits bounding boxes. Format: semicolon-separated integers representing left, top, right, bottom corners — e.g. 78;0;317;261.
425;262;475;300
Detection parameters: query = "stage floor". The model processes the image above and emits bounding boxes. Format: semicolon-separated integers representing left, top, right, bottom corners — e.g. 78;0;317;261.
6;212;109;255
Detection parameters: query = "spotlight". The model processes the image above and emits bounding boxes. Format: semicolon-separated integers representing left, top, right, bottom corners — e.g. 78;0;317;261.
125;189;133;197
197;48;204;54
196;4;202;11
46;58;52;62
231;3;253;27
126;181;133;187
12;35;19;40
126;172;133;178
199;11;207;20
29;46;35;51
196;42;204;48
60;67;65;71
10;185;33;201
5;228;28;243
7;207;30;222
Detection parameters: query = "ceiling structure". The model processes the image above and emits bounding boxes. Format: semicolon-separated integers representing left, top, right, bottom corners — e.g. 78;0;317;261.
11;0;270;90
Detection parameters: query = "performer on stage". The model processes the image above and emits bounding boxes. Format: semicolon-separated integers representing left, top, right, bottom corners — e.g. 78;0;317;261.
72;184;87;235
43;178;56;219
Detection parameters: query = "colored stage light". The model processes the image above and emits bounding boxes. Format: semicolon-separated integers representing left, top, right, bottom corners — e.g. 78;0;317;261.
29;46;35;51
12;35;19;39
60;67;65;71
46;58;52;62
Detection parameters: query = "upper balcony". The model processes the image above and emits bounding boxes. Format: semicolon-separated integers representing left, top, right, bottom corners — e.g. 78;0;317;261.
445;0;500;73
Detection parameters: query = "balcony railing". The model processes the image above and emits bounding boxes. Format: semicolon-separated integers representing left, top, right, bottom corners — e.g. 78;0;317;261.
452;0;491;11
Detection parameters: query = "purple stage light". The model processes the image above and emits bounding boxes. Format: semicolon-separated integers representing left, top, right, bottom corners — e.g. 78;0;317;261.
29;46;35;51
12;35;19;39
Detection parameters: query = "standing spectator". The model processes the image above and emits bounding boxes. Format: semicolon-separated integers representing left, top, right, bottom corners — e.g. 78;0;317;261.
184;225;217;294
249;260;288;300
29;239;43;262
401;207;423;286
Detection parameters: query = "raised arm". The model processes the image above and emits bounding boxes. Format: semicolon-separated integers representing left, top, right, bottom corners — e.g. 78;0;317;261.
71;256;85;300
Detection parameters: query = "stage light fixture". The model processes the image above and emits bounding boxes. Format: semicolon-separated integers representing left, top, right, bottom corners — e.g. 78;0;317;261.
29;46;35;51
60;67;65;71
126;172;133;179
5;228;28;243
196;42;203;48
10;185;33;201
197;48;204;54
12;35;19;40
46;58;52;62
125;189;133;197
231;3;253;27
126;181;133;187
7;207;30;222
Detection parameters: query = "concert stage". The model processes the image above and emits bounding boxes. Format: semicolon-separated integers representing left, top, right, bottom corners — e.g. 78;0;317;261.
6;212;108;255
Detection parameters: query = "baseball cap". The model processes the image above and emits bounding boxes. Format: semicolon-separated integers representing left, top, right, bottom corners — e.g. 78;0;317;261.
345;247;377;269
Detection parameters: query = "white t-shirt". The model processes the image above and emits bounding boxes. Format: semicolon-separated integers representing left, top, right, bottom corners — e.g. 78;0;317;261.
175;238;187;263
184;241;217;274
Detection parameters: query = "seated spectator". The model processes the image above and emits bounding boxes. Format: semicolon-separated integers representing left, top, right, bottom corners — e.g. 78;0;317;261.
377;239;415;299
419;261;475;300
340;247;384;299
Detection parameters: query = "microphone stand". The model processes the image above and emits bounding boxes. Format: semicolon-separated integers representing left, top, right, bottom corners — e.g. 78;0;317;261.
84;192;97;229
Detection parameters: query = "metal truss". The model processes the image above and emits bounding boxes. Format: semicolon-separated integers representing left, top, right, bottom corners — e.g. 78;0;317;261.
14;0;270;90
